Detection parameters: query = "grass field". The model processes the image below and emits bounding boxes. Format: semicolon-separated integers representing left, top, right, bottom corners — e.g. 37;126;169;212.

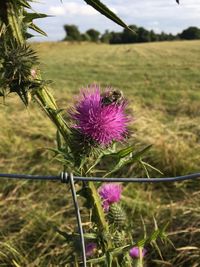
0;41;200;266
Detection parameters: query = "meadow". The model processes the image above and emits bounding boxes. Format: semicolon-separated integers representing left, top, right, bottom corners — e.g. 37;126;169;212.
0;40;200;266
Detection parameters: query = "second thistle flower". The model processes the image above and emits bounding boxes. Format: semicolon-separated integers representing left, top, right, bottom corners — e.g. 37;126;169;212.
98;183;122;212
70;85;129;146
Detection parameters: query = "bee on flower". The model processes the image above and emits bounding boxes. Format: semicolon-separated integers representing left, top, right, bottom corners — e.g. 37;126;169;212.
70;84;129;146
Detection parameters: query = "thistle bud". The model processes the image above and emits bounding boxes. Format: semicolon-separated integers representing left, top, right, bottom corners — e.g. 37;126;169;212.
108;203;126;228
129;247;147;258
113;230;126;246
85;242;97;257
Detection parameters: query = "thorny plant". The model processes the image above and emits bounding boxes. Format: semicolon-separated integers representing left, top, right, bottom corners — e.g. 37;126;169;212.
0;1;179;266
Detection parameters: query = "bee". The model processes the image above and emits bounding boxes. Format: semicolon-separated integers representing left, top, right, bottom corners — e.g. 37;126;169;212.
101;89;124;106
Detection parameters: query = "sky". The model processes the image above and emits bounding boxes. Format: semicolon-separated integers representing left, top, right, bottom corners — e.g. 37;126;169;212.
31;0;200;41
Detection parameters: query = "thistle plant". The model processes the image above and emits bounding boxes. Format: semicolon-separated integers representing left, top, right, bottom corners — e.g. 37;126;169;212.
0;1;174;266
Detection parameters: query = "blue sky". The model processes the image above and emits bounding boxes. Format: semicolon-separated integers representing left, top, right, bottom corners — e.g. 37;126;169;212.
31;0;200;41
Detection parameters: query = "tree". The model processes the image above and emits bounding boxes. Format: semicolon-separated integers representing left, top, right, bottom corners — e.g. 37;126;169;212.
80;33;91;42
137;27;151;43
63;24;81;41
109;32;123;44
121;25;138;43
149;30;158;42
86;29;100;42
101;30;112;43
180;27;200;40
158;31;169;41
167;33;176;41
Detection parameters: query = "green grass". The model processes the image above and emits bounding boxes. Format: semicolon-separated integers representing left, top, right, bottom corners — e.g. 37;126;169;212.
0;40;200;266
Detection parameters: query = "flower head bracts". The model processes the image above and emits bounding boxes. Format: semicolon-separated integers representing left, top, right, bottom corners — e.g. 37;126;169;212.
70;85;128;146
98;183;122;212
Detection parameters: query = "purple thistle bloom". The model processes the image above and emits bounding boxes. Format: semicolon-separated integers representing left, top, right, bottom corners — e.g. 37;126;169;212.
98;183;122;212
70;85;128;145
129;247;147;258
85;242;97;257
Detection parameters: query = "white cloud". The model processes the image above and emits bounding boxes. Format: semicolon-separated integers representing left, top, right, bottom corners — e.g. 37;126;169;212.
49;2;117;16
49;6;66;16
49;2;98;16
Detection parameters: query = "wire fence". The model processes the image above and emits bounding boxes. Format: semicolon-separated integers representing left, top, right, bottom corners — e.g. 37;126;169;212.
1;172;200;182
0;172;200;266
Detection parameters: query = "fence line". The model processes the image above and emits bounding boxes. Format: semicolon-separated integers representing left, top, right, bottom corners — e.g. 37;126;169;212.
0;171;200;267
0;172;200;183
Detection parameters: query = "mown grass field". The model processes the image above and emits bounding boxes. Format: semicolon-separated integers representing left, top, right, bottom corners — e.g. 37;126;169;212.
0;40;200;266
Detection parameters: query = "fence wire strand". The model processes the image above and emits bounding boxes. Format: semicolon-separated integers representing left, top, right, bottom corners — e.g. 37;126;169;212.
0;172;200;183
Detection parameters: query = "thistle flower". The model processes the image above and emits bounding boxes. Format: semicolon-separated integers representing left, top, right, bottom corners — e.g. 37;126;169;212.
129;247;147;258
85;242;97;257
70;85;128;146
98;183;122;212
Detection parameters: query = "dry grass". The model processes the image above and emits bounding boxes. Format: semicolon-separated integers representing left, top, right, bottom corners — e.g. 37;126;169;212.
0;40;200;266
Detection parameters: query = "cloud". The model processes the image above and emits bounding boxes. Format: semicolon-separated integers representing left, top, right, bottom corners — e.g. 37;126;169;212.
49;6;66;16
49;2;98;16
49;2;117;17
106;0;200;34
110;0;200;20
31;0;200;41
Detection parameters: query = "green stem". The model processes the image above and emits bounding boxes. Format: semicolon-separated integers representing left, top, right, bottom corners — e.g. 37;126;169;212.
34;87;70;143
85;182;114;265
88;182;109;231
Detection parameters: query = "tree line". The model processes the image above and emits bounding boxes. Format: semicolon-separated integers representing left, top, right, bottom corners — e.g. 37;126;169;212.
63;24;200;44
